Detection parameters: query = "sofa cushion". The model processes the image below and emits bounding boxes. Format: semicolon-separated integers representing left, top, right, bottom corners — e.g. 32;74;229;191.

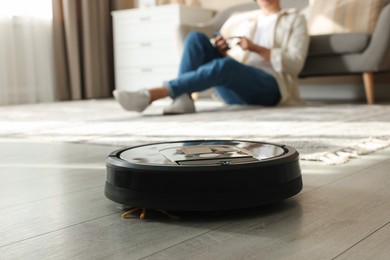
308;33;371;57
308;0;390;35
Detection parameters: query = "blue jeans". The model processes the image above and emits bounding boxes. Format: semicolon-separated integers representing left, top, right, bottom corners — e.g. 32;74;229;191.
165;32;281;105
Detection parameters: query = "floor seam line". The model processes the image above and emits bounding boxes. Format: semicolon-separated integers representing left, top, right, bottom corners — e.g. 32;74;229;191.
331;220;390;260
138;220;235;260
0;211;122;249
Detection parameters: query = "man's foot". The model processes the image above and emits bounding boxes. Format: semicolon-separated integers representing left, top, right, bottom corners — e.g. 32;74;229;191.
163;94;196;115
113;89;150;112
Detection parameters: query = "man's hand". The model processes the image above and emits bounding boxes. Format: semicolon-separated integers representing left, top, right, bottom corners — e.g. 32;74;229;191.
235;36;271;62
213;35;230;56
236;36;255;51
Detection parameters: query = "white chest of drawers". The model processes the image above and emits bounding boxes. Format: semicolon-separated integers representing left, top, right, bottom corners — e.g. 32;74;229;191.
112;4;214;91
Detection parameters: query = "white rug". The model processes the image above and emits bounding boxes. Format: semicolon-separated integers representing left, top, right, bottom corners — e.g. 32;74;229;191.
0;98;389;164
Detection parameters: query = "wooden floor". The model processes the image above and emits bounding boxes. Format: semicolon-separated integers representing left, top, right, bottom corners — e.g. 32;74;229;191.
1;139;389;260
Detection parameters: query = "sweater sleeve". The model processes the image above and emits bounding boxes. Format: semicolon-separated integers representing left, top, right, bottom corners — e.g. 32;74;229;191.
270;14;310;77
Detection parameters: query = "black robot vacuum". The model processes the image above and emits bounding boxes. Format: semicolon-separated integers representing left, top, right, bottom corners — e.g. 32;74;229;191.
105;140;302;211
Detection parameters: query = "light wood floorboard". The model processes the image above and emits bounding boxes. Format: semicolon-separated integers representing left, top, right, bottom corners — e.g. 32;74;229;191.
334;221;390;260
0;141;389;259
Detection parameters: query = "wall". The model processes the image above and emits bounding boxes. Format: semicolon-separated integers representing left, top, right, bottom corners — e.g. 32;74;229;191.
199;0;248;10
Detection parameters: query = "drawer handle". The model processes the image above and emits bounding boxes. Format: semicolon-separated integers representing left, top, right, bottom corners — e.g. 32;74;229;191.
140;42;152;47
141;68;152;73
139;16;151;22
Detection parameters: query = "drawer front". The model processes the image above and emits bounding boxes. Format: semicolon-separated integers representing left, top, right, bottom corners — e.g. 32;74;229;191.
113;5;180;25
112;5;214;25
115;42;180;68
113;6;179;43
114;12;177;27
116;68;177;90
114;20;178;43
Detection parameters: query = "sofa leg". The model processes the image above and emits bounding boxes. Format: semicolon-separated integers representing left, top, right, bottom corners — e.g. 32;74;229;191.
362;72;375;104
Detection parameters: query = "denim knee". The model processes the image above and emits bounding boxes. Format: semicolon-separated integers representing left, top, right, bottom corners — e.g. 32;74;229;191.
185;31;209;45
210;57;237;74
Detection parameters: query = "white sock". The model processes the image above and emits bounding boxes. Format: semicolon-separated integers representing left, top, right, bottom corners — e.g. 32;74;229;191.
113;89;150;112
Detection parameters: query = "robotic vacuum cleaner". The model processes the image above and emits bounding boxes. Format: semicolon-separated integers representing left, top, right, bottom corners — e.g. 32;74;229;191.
105;140;302;211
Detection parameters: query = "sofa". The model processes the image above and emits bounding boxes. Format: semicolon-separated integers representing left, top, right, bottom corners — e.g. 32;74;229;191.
180;1;390;104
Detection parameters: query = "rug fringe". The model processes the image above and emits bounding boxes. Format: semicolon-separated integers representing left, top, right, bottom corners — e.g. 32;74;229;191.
302;136;390;165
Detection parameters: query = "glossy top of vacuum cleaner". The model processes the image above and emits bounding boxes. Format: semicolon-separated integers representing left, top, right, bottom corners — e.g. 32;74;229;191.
107;140;298;169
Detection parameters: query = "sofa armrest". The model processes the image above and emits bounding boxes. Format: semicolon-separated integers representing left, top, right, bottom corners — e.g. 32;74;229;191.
179;23;215;40
361;4;390;72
